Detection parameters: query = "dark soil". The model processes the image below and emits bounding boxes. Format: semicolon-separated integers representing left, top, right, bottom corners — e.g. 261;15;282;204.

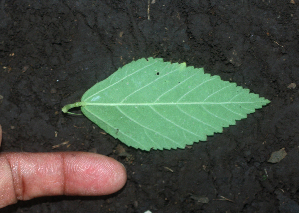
1;0;299;212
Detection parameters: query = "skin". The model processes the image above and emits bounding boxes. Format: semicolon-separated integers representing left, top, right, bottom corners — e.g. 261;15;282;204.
0;125;127;208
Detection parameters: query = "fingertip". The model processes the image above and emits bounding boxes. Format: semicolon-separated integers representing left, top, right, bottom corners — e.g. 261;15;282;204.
64;152;127;196
95;155;127;194
111;160;127;193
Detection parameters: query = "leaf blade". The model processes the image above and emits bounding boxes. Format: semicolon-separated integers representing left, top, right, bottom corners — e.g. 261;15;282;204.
72;57;271;151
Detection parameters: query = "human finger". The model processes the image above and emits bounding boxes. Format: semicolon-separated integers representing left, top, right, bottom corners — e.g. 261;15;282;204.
0;151;127;208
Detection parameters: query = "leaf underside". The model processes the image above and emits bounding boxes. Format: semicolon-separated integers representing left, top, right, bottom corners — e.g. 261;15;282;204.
74;58;270;151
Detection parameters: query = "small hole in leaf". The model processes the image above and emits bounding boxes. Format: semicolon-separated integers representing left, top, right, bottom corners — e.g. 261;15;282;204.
156;72;159;75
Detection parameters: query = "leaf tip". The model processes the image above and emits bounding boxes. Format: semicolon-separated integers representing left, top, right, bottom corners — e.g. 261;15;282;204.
261;97;271;105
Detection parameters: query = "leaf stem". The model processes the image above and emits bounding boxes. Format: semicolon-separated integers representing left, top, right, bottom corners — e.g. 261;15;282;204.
62;102;86;114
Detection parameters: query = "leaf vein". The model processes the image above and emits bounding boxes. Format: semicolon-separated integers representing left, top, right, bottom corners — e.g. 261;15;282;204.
203;84;233;102
221;104;244;117
85;60;158;102
120;63;172;103
84;107;146;149
176;105;219;132
202;105;230;124
177;76;217;103
116;106;178;145
154;73;197;103
143;129;160;150
150;106;201;138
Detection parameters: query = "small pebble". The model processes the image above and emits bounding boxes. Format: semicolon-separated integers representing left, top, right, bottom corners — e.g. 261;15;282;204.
287;83;296;89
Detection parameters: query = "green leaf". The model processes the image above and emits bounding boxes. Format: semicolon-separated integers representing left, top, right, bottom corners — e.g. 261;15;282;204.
62;57;270;151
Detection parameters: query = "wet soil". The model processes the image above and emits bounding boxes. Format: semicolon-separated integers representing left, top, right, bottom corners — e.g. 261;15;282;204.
1;0;299;212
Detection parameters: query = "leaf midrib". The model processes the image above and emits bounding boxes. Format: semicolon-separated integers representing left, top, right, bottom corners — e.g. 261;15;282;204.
83;101;262;106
